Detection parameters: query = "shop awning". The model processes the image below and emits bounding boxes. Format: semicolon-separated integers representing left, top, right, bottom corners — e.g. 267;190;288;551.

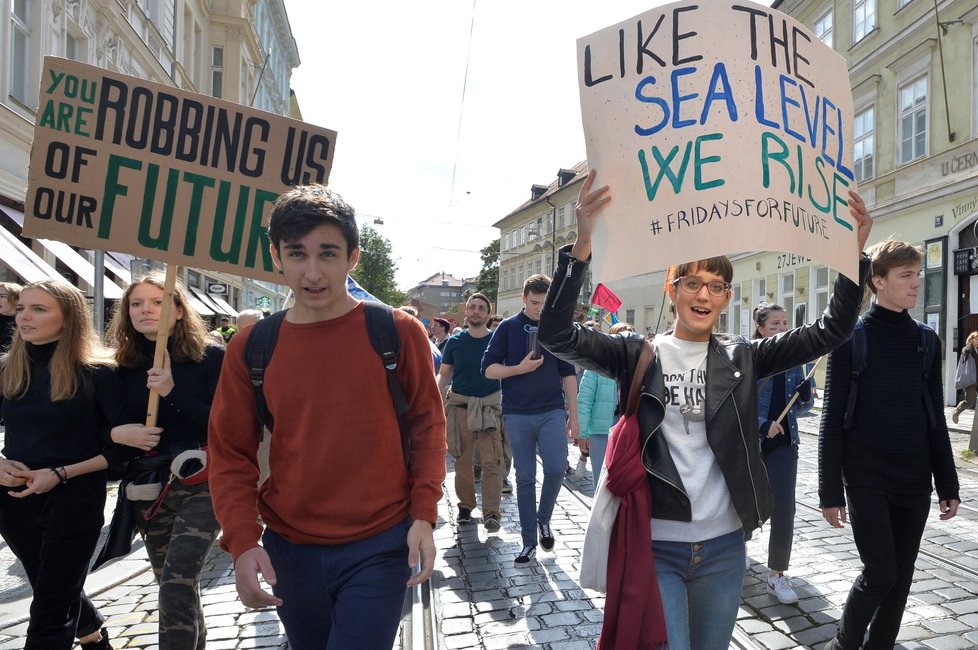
0;226;65;283
35;238;124;299
185;292;216;317
103;252;133;285
208;294;238;318
191;288;232;317
0;206;123;297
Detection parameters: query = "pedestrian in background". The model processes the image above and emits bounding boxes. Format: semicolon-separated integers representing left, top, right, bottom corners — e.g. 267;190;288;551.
235;308;264;331
483;274;579;566
951;330;978;424
209;185;446;649
540;169;872;649
576;322;634;487
431;317;452;352
106;274;225;650
750;302;814;605
0;280;126;650
819;240;960;650
440;293;504;532
0;281;21;353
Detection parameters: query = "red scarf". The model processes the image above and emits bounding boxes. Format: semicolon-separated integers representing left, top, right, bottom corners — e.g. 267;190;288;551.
598;410;667;649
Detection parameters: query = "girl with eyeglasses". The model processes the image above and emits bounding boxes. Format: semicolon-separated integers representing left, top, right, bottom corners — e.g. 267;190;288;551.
539;169;874;650
749;302;815;605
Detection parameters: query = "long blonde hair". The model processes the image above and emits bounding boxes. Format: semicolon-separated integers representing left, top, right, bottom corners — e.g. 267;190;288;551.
107;273;211;368
0;280;112;400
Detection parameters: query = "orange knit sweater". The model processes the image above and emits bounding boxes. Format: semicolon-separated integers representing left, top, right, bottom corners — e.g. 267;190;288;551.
208;304;447;561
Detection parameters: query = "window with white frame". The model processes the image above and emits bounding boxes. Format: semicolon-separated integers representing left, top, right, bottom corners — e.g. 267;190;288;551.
66;31;87;62
898;76;927;164
897;0;914;8
10;0;31;106
753;278;767;306
519;226;526;245
853;106;875;181
853;0;876;43
814;8;833;48
570;202;577;224
212;46;224;99
730;285;741;335
558;206;565;230
812;266;830;319
779;272;794;328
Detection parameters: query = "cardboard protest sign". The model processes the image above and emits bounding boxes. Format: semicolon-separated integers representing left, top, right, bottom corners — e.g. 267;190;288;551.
577;0;857;282
24;57;336;283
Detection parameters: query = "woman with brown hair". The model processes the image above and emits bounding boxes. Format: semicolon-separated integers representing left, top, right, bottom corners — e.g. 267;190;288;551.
952;330;978;424
0;280;124;649
105;273;224;650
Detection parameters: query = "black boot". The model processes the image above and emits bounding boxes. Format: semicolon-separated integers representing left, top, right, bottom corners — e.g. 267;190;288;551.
80;628;113;650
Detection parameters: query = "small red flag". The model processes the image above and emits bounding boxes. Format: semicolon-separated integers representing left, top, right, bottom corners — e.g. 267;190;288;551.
591;283;622;312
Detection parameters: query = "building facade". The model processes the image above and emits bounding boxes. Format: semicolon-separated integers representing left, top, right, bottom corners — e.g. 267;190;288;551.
760;0;978;403
405;272;475;324
492;161;671;335
492;2;978;400
0;0;300;322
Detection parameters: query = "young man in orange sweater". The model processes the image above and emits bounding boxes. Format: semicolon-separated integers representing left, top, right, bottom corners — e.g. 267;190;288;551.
208;185;447;649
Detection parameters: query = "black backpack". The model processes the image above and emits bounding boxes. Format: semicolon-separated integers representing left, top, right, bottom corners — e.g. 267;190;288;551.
843;317;938;431
243;302;411;463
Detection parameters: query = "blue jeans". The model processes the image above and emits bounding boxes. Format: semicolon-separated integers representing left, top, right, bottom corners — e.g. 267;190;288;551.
263;520;411;650
653;528;746;650
762;444;798;572
504;409;568;547
588;434;609;488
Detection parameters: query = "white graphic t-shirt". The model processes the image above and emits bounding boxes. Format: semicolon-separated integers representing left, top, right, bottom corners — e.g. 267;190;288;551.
651;334;742;542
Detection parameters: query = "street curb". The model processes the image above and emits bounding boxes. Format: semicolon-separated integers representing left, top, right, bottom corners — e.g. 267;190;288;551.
0;543;150;630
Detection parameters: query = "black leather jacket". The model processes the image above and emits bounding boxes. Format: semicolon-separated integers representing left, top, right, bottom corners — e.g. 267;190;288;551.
539;246;870;533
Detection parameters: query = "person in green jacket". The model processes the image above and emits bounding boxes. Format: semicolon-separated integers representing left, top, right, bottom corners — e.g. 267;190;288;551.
577;322;634;487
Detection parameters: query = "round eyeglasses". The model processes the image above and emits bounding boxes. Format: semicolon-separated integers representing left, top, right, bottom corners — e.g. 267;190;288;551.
672;276;730;297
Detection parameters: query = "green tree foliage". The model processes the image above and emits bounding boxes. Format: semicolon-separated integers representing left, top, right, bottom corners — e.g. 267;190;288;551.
351;225;407;306
474;239;500;307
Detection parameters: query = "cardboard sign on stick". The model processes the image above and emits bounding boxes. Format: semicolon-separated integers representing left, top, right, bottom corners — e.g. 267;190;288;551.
24;57;337;283
577;0;857;282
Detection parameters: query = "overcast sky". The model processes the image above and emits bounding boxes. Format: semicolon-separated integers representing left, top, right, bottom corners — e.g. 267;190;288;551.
280;0;699;288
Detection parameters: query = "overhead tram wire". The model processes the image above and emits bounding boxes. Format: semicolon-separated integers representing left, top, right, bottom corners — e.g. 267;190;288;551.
447;0;479;212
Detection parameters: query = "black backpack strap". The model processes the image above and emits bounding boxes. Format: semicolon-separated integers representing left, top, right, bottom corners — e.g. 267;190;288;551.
363;302;411;467
244;310;288;440
917;321;938;430
843;318;867;431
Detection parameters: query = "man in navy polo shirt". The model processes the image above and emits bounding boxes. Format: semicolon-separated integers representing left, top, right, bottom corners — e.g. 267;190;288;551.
482;274;578;565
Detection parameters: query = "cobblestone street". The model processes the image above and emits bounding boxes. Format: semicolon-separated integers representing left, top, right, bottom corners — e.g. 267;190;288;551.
2;404;978;648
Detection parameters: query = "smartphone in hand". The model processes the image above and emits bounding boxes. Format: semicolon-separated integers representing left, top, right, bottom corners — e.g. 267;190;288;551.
527;330;541;360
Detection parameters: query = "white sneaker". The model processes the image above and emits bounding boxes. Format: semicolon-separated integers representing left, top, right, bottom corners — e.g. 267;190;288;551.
767;573;799;604
574;459;588;478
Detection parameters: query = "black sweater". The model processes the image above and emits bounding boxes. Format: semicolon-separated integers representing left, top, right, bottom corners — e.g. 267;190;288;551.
115;338;224;459
0;342;128;468
819;304;960;506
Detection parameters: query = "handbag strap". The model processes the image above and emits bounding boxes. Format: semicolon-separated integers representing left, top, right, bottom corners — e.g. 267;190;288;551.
624;341;655;417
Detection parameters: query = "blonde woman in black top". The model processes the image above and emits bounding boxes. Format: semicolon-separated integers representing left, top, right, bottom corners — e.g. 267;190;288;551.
0;280;125;650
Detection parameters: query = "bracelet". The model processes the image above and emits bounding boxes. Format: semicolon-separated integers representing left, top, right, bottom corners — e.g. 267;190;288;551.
49;466;68;485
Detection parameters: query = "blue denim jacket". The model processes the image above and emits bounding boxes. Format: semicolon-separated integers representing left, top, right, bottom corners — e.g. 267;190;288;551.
756;364;814;446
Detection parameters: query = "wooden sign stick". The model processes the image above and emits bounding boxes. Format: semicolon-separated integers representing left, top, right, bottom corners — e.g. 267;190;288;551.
775;356;824;426
145;265;178;427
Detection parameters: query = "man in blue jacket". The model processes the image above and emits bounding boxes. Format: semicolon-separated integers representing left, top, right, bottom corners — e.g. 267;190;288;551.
482;274;578;565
